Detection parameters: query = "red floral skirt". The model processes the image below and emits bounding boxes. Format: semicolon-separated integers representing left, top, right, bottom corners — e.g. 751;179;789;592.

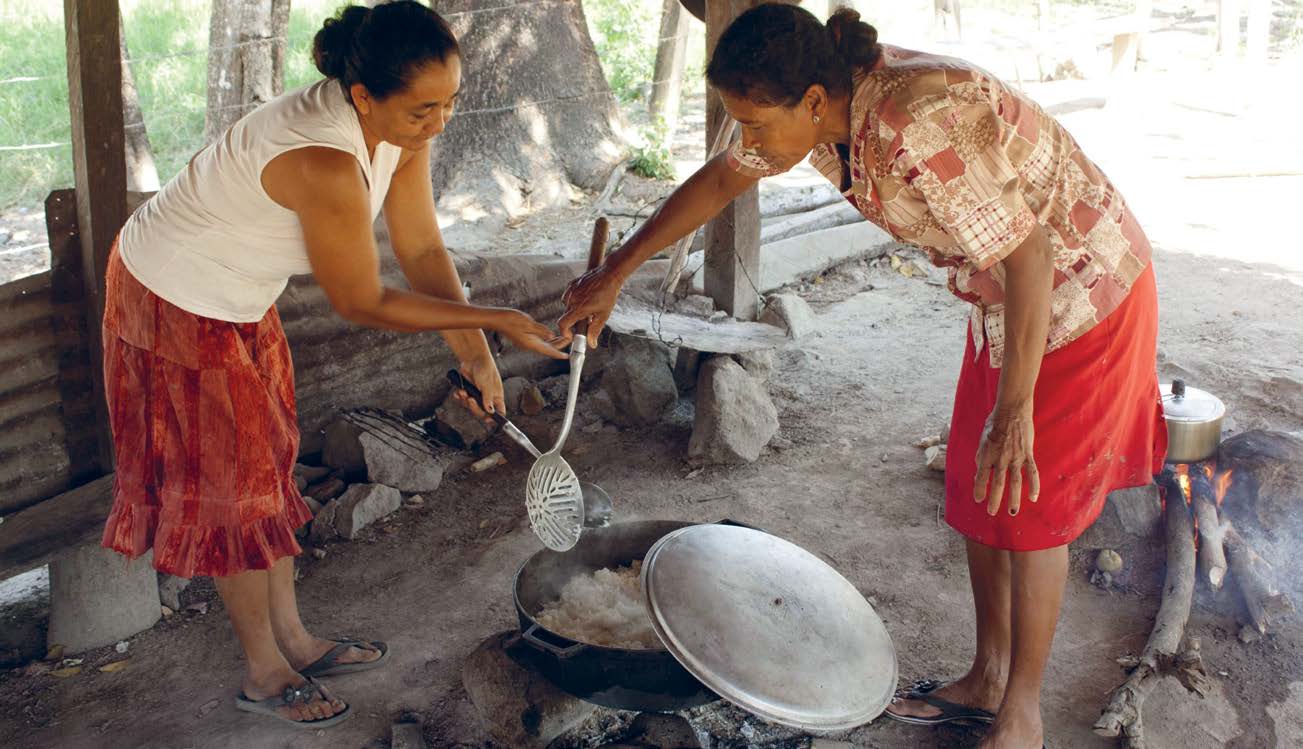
99;244;312;578
944;264;1168;551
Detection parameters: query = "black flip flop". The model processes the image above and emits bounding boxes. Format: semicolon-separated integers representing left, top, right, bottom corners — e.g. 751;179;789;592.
234;676;351;728
885;679;996;726
299;638;390;678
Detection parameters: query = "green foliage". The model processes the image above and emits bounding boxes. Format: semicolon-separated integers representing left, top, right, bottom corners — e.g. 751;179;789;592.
584;0;661;103
629;121;675;181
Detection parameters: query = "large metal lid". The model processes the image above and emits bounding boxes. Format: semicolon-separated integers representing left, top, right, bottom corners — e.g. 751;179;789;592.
641;524;897;731
1161;380;1226;423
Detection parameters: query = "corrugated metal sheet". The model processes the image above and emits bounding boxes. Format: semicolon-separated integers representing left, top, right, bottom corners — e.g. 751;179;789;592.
0;190;98;515
0;194;592;514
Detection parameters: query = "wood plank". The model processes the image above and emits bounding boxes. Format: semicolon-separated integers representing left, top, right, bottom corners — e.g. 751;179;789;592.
703;0;763;321
0;474;115;580
64;0;127;473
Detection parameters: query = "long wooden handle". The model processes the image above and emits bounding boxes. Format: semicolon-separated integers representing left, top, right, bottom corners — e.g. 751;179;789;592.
577;217;610;337
587;216;609;271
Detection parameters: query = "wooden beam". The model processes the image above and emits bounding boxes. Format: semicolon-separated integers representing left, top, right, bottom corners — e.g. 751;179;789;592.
0;474;115;581
703;0;763;321
64;0;127;473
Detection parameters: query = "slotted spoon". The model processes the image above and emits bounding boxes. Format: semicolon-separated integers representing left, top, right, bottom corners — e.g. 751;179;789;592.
524;217;609;550
445;369;612;529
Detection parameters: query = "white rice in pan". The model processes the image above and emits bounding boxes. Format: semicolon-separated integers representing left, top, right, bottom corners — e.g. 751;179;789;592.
534;561;662;650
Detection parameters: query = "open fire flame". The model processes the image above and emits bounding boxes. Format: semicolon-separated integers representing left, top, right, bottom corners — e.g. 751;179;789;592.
1167;463;1235;545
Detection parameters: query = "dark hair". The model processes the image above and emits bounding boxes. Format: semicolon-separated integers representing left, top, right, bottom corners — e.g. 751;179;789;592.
313;1;460;101
706;4;881;107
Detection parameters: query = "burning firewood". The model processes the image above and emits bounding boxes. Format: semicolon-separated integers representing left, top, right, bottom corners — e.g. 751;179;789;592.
1223;524;1294;635
1188;469;1228;591
1094;471;1209;748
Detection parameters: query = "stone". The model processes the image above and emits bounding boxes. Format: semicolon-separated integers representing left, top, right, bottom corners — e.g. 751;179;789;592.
48;546;161;655
597;336;678;427
303;497;323;515
295;474;308;492
311;547;327;560
471;452;507;472
1077;483;1163;549
311;500;341;544
924;444;947;472
333;484;402;540
294;463;331;485
156;574;190;611
502;376;531;413
462;631;597;749
306;477;347;503
520;384;547;416
1096;549;1124;573
539;374;569;404
759;293;817;338
435;393;496;449
673;348;703;393
391;720;426;749
322;419;367;476
673;294;716;318
1217;430;1303;530
810;741;855;749
732;349;775;382
360;431;448;494
405;495;426;507
689;356;779;465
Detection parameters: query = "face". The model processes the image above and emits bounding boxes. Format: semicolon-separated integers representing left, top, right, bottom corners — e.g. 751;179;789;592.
351;54;462;149
720;85;824;173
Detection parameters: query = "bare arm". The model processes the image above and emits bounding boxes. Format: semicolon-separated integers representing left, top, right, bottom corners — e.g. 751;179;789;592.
557;152;759;343
974;224;1055;515
261;147;563;358
382;143;494;364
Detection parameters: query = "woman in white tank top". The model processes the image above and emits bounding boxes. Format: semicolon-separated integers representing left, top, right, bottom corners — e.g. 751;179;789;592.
100;2;560;727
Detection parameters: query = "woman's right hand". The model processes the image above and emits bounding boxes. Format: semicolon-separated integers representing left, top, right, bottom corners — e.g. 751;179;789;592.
491;309;569;360
557;265;624;348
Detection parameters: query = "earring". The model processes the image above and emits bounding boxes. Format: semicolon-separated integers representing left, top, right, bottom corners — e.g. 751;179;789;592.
813;115;822;124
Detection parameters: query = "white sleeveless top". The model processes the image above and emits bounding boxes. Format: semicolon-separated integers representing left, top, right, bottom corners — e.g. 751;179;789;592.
119;79;403;323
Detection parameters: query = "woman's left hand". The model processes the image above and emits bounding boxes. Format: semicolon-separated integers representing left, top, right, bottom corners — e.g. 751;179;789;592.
974;403;1040;517
453;354;506;427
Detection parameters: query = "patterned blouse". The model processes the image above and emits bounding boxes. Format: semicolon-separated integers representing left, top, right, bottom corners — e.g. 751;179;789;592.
728;45;1153;368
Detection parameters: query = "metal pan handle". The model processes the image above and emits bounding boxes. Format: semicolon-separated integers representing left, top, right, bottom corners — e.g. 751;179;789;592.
520;623;588;660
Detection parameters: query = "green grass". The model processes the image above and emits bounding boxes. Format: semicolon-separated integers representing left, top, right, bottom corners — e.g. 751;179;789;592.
0;0;341;209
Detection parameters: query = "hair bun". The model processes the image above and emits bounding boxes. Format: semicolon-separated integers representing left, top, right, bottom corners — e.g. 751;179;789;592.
826;8;879;68
312;5;370;80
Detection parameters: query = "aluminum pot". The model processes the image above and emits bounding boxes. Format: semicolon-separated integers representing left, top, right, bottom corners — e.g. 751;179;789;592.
512;520;718;712
1160;379;1226;463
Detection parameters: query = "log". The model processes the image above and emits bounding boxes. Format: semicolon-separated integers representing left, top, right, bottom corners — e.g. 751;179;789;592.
1224;524;1294;634
0;474;115;581
1095;470;1206;745
1189;470;1227;591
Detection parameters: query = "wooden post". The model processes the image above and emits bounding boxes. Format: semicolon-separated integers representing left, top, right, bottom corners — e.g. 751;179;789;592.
1218;0;1241;59
64;0;127;473
703;0;762;321
1245;0;1271;65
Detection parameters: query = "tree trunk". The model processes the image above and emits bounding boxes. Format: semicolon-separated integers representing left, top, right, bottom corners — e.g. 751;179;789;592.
1245;0;1271;65
204;0;291;144
1217;0;1241;58
120;21;158;193
649;0;691;133
426;1;623;239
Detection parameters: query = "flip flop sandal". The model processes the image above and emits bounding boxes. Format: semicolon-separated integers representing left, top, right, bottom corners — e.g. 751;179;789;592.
234;676;352;728
299;638;390;678
885;679;996;726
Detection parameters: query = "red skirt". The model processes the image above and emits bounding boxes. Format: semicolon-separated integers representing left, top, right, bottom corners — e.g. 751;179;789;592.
944;265;1167;551
100;245;313;578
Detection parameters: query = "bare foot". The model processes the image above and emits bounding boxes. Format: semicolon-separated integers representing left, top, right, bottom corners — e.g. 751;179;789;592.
243;672;347;724
977;706;1043;749
886;674;1004;722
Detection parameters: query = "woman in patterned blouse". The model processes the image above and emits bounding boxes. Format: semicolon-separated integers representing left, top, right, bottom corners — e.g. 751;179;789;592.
559;4;1166;747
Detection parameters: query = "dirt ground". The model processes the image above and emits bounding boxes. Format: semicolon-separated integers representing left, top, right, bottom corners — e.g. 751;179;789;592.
3;10;1303;749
